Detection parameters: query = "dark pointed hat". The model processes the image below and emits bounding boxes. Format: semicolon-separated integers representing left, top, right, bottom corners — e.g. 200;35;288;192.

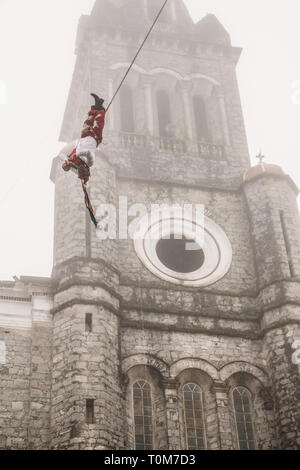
91;93;105;110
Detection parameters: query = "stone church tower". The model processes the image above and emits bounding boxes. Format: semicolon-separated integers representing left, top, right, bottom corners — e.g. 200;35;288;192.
0;0;299;451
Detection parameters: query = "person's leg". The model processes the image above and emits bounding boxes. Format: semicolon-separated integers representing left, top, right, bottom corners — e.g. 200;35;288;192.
76;136;96;168
77;164;90;184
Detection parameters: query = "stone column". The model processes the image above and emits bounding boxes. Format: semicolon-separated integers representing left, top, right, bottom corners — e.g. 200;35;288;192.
27;315;52;449
108;76;115;131
180;81;193;141
211;381;234;450
143;76;155;135
216;88;231;147
263;324;300;449
170;0;177;21
50;155;125;450
163;378;181;450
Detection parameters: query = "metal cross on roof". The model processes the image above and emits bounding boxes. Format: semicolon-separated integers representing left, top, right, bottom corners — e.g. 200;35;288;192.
256;152;265;164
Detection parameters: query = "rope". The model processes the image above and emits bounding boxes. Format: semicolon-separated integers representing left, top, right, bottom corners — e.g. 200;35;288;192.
106;0;169;112
82;181;98;228
83;1;168;227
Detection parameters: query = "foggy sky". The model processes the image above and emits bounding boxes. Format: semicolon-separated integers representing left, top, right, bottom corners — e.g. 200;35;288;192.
0;0;299;280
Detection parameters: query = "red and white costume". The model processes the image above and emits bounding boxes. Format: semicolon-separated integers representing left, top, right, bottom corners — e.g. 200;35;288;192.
59;107;106;183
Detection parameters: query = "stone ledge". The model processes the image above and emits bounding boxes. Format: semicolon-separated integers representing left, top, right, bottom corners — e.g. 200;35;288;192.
117;173;244;193
52;256;121;278
120;277;258;298
51;299;119;317
120;300;259;321
55;280;121;301
242;172;299;196
121;317;259;340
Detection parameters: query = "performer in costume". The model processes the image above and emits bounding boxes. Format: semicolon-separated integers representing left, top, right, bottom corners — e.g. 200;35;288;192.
61;93;106;184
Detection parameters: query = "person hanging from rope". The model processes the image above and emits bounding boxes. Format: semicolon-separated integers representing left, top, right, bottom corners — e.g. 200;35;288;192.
57;1;168;229
61;93;106;184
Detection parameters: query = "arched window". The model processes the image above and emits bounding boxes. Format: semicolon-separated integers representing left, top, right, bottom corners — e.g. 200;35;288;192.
120;85;135;133
156;90;172;138
133;380;153;450
183;383;206;450
193;96;209;142
233;386;256;450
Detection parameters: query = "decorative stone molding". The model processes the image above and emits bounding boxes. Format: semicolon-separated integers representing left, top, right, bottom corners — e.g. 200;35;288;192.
219;361;269;387
109;63;220;86
134;209;232;287
121;354;169;378
170;358;219;381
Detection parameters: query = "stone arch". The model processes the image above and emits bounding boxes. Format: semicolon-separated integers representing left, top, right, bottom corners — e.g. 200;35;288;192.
149;67;183;80
184;73;220;86
223;362;276;450
109;63;148;75
170;358;219;381
109;64;220;87
219;361;269;387
122;353;169;379
124;359;169;450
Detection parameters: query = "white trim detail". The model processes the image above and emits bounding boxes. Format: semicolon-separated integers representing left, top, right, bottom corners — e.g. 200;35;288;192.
109;63;220;86
133;209;232;287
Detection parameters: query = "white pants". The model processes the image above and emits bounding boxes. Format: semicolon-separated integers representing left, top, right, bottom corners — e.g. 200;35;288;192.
76;136;96;168
58;136;96;168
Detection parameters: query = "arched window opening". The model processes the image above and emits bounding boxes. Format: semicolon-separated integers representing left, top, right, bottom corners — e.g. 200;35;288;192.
120;85;135;133
133;380;153;450
156;90;172;138
233;386;256;450
183;383;206;450
193;96;209;142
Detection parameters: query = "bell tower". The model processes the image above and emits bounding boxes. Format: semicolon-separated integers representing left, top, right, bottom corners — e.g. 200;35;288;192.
50;0;300;450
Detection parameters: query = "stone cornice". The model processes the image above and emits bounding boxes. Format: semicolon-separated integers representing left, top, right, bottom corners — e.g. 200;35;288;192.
117;174;244;194
120;302;258;322
51;299;119;317
55;280;121;301
88;25;236;59
121;315;300;340
52;256;121;278
242;172;299;196
261;319;300;337
120;278;258;298
120;318;259;340
120;276;300;299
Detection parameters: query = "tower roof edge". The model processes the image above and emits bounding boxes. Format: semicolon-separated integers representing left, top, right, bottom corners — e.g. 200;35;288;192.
194;13;231;46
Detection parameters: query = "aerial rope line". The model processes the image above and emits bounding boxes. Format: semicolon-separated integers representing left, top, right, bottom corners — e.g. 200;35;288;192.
82;181;98;228
59;0;169;228
106;0;169;112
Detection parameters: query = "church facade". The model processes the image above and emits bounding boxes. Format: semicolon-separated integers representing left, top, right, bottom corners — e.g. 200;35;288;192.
0;0;300;450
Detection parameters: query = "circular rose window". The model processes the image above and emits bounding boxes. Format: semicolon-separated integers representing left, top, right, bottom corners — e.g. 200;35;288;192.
133;210;232;287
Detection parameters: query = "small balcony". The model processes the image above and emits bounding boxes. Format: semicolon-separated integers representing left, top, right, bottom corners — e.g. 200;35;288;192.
105;131;227;159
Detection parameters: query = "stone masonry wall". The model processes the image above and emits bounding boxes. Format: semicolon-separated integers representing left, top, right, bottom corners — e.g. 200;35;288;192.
0;323;52;450
263;324;300;449
121;326;278;449
0;329;32;449
51;299;125;450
